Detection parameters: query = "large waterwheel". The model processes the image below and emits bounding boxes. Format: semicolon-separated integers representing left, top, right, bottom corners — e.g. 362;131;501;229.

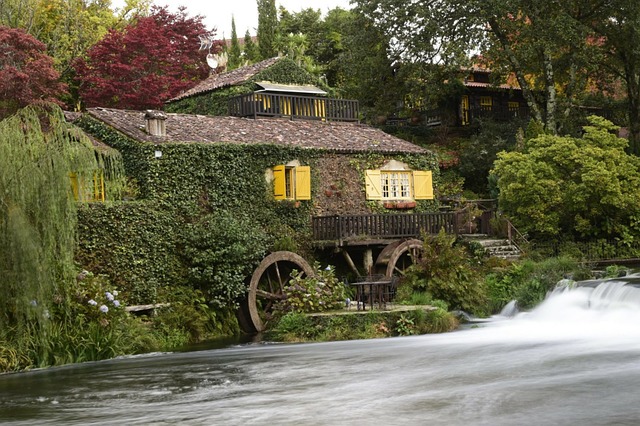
237;251;315;333
375;238;424;278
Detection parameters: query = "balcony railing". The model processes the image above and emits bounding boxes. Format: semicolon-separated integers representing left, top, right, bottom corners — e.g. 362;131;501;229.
464;105;530;124
229;92;359;122
312;213;460;241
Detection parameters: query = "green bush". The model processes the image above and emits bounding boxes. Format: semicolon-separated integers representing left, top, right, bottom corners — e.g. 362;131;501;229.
183;211;268;308
484;256;591;312
274;264;347;314
403;230;488;315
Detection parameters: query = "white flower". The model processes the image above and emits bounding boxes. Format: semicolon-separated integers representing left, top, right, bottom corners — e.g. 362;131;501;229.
30;300;37;307
113;290;119;297
105;291;115;301
325;265;332;271
88;299;98;306
113;300;121;308
99;305;109;313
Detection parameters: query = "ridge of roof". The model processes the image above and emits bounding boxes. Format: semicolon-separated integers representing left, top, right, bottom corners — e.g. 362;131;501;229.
167;56;283;103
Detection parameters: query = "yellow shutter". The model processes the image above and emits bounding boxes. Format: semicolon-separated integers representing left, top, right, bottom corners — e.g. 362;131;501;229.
295;166;311;200
69;172;80;201
413;170;434;200
365;170;382;200
93;170;105;202
273;165;286;200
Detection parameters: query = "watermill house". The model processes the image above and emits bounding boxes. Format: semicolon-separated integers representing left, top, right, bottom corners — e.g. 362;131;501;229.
72;57;462;332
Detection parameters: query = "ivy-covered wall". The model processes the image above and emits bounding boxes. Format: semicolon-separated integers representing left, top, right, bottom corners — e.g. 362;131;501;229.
74;115;439;307
164;58;331;117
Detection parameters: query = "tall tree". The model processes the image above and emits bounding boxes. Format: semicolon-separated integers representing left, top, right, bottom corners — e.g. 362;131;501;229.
228;16;242;69
256;0;277;59
0;26;68;119
353;0;597;134
584;0;640;154
243;29;259;63
74;6;213;109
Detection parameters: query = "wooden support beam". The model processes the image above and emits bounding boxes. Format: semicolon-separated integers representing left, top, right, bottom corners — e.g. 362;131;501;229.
340;249;361;277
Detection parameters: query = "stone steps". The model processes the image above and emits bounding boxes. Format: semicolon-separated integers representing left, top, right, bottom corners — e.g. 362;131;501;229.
462;234;522;260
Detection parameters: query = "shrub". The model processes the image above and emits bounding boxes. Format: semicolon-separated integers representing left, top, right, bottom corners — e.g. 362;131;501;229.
274;264;347;314
183;211;268;308
403;230;488;315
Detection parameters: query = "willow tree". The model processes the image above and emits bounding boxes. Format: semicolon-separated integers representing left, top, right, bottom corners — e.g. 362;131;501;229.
0;104;123;370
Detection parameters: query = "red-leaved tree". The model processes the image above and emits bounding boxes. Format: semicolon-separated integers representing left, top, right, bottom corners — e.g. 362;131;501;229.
74;6;216;110
0;26;68;119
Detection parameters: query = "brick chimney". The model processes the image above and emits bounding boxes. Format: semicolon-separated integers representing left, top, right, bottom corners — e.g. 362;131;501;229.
144;110;167;137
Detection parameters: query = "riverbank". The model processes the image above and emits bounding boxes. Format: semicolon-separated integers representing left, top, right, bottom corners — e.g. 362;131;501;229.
265;305;459;343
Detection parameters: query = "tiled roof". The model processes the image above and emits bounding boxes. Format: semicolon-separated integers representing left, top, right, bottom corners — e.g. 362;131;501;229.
464;81;521;90
86;108;427;154
167;57;282;102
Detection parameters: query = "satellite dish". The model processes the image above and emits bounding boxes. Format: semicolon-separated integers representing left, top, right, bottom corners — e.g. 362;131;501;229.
206;53;218;69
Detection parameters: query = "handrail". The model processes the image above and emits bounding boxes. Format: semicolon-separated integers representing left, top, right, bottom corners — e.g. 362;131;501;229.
312;212;458;241
228;92;360;122
505;218;528;253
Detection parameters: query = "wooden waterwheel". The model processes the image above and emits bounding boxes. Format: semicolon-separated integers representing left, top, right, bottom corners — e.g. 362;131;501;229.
375;239;424;278
238;251;315;333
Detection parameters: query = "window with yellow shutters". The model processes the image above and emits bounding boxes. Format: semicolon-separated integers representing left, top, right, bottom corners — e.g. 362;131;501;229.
272;165;311;201
365;169;433;201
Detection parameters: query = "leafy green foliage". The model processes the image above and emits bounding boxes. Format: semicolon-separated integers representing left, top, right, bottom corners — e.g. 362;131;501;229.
456;118;527;196
257;0;278;59
152;286;239;347
0;104;113;370
403;230;488;315
484;256;590;312
268;307;458;342
492;116;640;241
275;265;347;314
183;211;268;308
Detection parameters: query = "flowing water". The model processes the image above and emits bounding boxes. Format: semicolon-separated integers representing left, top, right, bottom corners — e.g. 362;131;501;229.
3;276;640;425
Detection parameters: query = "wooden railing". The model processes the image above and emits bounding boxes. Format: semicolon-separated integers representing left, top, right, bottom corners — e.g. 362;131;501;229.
228;92;359;122
465;105;530;124
312;213;459;241
505;218;528;253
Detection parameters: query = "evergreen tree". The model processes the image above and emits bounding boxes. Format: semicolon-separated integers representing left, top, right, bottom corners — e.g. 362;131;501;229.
244;30;259;63
257;0;278;59
228;16;242;69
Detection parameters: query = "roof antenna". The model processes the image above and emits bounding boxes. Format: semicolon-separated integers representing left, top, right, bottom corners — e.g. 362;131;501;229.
198;34;227;73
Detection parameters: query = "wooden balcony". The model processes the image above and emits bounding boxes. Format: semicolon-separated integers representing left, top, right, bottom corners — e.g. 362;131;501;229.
463;105;530;124
228;92;359;122
312;212;459;243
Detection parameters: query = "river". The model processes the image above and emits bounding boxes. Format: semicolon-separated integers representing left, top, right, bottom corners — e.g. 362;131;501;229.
2;278;640;425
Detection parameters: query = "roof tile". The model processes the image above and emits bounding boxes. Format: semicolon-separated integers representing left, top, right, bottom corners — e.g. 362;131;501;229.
87;108;427;154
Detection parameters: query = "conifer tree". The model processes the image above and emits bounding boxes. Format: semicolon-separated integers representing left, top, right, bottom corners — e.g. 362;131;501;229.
228;16;242;69
257;0;278;59
244;29;259;63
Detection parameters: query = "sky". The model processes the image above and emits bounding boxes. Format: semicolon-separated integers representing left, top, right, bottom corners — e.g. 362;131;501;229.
112;0;353;38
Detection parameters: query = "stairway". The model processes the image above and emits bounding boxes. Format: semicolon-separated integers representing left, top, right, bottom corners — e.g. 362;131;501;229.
462;234;522;260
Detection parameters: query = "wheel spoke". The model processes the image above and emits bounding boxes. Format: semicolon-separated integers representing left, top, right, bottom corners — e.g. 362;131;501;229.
255;289;282;300
274;261;284;289
394;265;406;276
